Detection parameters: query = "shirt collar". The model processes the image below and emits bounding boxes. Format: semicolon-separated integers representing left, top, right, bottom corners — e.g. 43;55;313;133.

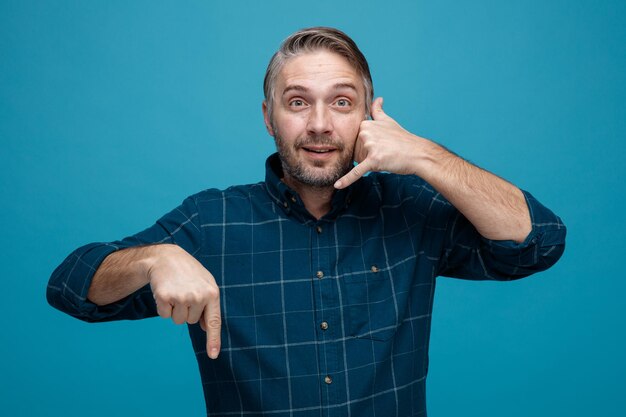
264;153;357;222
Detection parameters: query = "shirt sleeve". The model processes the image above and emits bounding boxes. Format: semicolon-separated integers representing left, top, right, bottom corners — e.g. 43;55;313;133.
46;195;203;322
437;190;566;280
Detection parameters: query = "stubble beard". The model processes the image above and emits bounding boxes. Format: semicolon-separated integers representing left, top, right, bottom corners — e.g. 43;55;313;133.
274;131;354;189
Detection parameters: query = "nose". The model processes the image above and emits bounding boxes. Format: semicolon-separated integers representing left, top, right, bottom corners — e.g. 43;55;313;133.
306;104;333;136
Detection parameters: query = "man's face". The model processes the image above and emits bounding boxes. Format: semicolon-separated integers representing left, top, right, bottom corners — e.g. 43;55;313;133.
263;50;367;188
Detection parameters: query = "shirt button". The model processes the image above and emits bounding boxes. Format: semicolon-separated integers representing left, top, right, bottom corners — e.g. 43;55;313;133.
320;321;329;330
316;225;322;234
316;271;324;279
291;196;297;203
371;265;380;273
324;375;333;384
283;201;288;208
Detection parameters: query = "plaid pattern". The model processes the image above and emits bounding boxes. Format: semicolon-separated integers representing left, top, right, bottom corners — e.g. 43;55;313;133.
48;153;566;416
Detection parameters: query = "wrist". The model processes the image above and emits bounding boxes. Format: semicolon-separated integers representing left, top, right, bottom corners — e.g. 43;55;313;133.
140;244;179;282
409;137;451;180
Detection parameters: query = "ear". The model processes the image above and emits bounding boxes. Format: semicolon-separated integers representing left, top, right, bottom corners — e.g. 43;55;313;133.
262;101;275;136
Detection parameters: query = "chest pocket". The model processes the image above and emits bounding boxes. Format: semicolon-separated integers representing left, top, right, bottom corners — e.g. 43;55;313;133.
341;262;409;341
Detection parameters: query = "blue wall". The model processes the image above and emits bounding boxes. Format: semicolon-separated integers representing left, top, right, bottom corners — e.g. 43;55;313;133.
1;1;624;415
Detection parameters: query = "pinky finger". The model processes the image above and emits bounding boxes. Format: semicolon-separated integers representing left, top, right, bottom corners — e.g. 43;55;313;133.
156;299;173;319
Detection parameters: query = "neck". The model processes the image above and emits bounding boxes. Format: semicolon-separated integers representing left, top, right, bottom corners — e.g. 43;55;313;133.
282;176;335;220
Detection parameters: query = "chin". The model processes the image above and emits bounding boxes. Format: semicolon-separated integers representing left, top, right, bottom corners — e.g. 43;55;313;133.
300;165;351;188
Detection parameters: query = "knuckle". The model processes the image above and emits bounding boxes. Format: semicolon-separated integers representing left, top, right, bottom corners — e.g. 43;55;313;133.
152;289;167;301
207;316;222;329
178;290;200;305
207;286;220;300
168;294;182;305
188;292;203;305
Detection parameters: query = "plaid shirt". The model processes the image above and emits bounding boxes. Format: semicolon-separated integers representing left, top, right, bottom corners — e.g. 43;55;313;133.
48;153;566;416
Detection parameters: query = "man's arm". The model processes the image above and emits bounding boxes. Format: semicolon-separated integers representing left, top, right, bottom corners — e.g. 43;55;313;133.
335;97;531;243
88;244;222;359
47;195;221;359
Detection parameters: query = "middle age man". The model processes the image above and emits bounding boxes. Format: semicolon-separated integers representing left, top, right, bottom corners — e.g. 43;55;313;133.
48;27;566;415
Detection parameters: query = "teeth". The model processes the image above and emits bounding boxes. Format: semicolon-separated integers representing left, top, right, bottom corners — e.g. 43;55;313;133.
306;149;331;153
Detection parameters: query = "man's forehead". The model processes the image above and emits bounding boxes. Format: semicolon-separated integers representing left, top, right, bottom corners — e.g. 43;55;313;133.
282;82;358;94
277;50;362;91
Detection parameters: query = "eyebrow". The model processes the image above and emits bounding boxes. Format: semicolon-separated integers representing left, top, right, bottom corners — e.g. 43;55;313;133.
282;85;309;96
282;82;359;97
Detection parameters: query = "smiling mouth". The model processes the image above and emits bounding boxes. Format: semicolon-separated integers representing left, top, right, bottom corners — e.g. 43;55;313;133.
302;147;337;154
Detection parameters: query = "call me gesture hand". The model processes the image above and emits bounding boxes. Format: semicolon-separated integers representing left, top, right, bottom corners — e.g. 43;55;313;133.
334;97;435;189
335;97;532;244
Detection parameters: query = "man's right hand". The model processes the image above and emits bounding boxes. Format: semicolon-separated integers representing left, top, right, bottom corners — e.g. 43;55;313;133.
146;244;222;359
88;243;222;359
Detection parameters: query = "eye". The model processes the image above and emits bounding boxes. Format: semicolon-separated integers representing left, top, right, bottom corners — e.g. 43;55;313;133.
335;98;351;107
289;99;306;107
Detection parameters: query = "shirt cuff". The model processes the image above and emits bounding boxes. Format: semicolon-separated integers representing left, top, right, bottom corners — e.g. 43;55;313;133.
47;241;155;322
481;190;566;273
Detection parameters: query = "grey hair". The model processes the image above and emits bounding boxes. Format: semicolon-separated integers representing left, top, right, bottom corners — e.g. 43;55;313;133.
263;27;374;119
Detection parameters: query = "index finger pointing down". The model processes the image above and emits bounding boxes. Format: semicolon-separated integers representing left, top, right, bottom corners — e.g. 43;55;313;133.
204;300;222;359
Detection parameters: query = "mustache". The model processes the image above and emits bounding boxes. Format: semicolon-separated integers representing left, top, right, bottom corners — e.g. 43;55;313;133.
294;135;345;151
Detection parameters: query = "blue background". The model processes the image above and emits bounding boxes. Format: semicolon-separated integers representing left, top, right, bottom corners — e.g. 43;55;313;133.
1;1;624;415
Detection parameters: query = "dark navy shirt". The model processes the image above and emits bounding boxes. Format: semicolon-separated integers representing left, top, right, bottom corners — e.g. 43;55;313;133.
47;153;566;416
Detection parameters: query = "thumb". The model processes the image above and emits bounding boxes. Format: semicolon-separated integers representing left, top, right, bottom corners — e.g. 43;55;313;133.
370;97;386;120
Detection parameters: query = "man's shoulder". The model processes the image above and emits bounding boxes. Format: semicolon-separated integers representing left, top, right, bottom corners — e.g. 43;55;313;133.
187;181;268;202
182;181;274;222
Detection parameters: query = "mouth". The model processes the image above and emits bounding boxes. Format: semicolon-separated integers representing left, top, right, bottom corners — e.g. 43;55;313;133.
301;146;337;154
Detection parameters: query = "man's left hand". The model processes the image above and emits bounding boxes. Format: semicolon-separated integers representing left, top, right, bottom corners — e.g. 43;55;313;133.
334;97;431;189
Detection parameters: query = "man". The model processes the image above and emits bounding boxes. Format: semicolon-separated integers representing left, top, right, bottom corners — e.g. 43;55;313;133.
48;27;566;416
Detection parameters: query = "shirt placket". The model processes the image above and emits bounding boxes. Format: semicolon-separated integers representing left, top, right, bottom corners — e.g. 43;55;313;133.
311;219;346;415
